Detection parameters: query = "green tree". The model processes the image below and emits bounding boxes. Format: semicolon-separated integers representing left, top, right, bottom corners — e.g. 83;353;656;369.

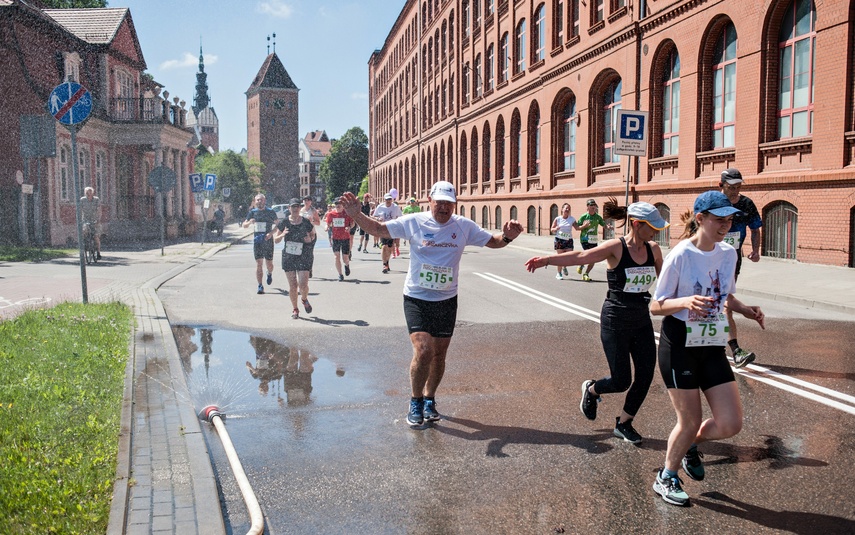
195;150;260;210
357;175;369;198
319;127;368;203
40;0;107;6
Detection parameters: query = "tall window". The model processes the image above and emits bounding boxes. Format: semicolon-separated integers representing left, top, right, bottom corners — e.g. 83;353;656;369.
496;117;506;180
534;5;546;62
475;54;483;98
515;19;526;73
115;70;133;120
511;112;522;178
778;0;815;139
500;33;510;83
442;21;447;59
471;129;479;182
473;0;481;28
463;62;470;104
594;0;604;24
713;22;737;149
764;201;798;259
482;206;490;228
495;206;502;230
486;44;495;91
460;133;468;183
561;97;577;171
463;0;470;36
78;148;89;191
603;79;622;164
571;0;580;37
483;125;492;182
529;106;541;175
449;14;455;51
96;151;105;197
488;0;495;15
662;49;681;156
554;1;564;48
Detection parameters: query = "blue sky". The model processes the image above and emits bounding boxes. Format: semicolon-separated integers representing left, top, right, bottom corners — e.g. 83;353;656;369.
119;0;406;151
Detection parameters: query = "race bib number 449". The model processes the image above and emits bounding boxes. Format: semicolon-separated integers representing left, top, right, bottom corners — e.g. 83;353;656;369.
418;263;453;290
623;266;657;293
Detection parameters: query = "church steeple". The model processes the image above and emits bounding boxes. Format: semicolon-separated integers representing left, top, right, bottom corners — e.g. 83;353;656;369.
192;39;210;115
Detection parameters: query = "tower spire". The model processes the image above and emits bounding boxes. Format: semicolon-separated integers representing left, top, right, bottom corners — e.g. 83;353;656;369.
192;37;210;115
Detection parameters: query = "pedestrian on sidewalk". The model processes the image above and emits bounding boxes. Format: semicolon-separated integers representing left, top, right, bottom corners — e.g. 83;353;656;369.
80;186;103;260
340;181;524;428
719;168;764;368
549;203;581;280
323;198;354;281
650;190;765;507
275;199;316;319
242;193;278;294
526;200;666;444
576;199;606;281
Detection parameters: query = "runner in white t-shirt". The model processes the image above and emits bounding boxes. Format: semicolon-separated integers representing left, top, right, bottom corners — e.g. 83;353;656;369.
340;182;523;427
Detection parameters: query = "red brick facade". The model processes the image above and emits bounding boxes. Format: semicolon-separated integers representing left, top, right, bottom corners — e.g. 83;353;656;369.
368;0;855;267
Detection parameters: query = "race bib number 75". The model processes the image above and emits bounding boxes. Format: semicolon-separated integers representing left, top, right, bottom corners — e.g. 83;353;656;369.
686;314;729;347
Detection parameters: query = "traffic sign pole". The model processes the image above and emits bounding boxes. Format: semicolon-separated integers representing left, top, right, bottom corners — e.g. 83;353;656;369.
70;125;88;303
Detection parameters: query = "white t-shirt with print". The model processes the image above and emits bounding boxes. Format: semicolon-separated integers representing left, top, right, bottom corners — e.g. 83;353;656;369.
372;203;403;222
554;215;577;240
653;239;738;322
386;212;493;301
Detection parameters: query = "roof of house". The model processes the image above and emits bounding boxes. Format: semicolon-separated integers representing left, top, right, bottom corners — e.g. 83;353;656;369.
301;131;331;158
246;52;298;94
42;7;128;45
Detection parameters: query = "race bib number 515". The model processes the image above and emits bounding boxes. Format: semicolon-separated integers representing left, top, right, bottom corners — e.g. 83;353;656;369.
418;263;453;290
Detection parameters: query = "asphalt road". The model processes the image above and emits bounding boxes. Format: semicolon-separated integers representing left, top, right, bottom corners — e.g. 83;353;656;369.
158;238;855;534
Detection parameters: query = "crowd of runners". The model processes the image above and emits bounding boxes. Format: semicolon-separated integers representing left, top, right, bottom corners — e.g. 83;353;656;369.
236;168;766;507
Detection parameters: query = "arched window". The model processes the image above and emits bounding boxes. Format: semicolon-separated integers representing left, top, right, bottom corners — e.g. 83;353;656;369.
482;123;492;183
439;140;446;181
460;132;468;184
447;138;454;181
471;128;479;183
533;4;546;62
496;116;506;181
471;206;476;221
449;12;455;51
510;110;522;178
603;78;622;164
764;201;798;259
442;21;448;59
528;103;541;175
510;206;518;221
653;203;671;248
460;205;466;216
495;206;502;230
778;0;815;139
500;32;510;83
712;22;737;149
95;151;106;200
527;206;537;234
550;203;559;226
662;48;680;156
515;19;527;74
559;94;577;171
482;206;489;228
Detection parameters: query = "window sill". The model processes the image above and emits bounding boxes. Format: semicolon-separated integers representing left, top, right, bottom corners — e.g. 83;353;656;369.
530;59;545;72
511;71;526;82
608;6;627;24
565;35;580;49
588;20;605;36
550;46;563;58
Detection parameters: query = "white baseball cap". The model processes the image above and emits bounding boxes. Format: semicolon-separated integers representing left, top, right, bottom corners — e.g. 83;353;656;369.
429;181;457;203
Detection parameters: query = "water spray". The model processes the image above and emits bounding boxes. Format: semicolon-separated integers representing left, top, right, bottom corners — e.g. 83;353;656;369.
198;405;264;535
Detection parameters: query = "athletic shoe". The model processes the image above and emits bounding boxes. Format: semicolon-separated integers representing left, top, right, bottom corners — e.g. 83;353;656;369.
357;246;362;252
302;299;312;314
407;398;424;426
257;284;264;295
653;470;690;506
291;308;299;319
580;380;600;420
382;263;390;274
344;265;351;276
395;247;400;257
363;248;368;254
613;417;643;444
682;445;705;481
423;399;440;421
556;273;564;280
732;348;756;368
577;266;583;275
562;267;568;276
582;273;591;282
266;272;272;285
96;252;102;260
338;274;344;282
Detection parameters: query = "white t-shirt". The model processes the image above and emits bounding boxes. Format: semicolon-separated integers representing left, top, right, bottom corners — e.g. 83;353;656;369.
373;203;403;221
554;215;576;240
653;239;738;322
386;212;493;301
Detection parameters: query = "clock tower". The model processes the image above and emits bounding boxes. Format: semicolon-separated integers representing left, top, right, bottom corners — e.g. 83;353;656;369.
246;51;299;203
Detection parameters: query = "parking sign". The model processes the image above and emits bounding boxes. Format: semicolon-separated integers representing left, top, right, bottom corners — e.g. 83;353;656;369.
204;173;217;191
190;173;204;192
614;109;649;157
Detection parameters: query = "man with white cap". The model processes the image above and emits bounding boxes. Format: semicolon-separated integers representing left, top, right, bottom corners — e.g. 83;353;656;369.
719;168;763;368
372;193;404;274
341;181;524;427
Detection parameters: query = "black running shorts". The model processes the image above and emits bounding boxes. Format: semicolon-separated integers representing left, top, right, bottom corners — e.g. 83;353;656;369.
403;295;457;338
658;315;735;390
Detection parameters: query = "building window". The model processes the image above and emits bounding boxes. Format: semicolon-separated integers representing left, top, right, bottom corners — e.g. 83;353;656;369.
778;0;815;139
515;19;526;74
463;62;470;104
483;124;492;182
486;44;495;91
482;206;489;228
554;1;564;48
475;54;483;97
488;0;495;15
59;146;69;201
603;79;622;164
473;0;481;29
529;104;541;175
533;4;546;62
78;148;89;190
570;0;580;37
527;206;537;234
764;201;798;259
654;203;670;247
460;133;468;183
500;32;510;83
510;111;522;178
95;151;105;198
463;0;470;36
495;206;502;230
662;49;680;156
471;129;479;182
593;0;604;24
713;22;737;149
510;206;518;221
496;117;506;181
560;96;577;171
115;69;133;120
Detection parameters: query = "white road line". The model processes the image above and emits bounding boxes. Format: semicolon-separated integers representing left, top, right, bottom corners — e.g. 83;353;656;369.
476;272;855;415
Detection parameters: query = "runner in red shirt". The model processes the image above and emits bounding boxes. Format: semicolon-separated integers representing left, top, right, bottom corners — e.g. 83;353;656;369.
323;198;355;281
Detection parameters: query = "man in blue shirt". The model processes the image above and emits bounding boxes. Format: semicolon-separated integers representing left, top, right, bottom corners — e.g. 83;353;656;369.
242;193;279;294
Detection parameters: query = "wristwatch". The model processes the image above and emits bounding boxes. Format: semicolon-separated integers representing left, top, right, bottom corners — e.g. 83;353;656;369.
502;234;513;243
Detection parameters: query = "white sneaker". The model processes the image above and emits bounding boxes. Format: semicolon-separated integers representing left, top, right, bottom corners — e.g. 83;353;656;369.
555;273;563;280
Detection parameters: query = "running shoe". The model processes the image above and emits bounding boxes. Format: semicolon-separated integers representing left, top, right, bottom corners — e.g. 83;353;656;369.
363;247;369;254
582;273;591;282
577;266;583;275
653;470;690;506
682;445;705;481
338;274;344;282
344;265;351;276
257;284;264;295
357;246;362;252
395;247;400;257
266;272;273;285
96;252;102;260
302;299;312;314
556;273;564;280
423;399;440;422
613;417;643;444
382;263;390;274
580;380;600;420
732;348;756;368
562;267;568;276
407;398;424;426
291;308;299;319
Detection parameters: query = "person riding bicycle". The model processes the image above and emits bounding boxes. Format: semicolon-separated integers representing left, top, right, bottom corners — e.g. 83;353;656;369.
80;186;102;260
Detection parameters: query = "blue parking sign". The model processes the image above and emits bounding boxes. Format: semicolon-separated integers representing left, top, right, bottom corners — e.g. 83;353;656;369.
615;109;649;157
204;173;217;191
190;173;204;192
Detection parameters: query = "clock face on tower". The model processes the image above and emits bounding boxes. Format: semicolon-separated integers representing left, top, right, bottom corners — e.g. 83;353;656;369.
273;98;286;110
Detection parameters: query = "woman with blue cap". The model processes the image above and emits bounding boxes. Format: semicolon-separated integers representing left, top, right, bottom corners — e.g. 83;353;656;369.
525;199;667;445
649;190;766;507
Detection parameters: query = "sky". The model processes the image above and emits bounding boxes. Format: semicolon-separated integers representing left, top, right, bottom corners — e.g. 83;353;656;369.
118;0;406;152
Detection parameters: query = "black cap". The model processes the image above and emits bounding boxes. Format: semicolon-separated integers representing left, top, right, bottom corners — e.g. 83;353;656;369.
288;198;301;206
721;168;743;185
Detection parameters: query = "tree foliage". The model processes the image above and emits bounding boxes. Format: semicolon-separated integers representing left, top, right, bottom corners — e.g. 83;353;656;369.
195;150;262;210
39;0;108;7
319;127;368;203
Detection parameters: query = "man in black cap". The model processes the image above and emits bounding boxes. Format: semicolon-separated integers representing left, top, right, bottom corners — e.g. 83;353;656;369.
719;168;763;368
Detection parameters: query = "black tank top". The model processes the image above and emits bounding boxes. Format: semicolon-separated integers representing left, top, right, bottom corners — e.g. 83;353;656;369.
606;237;655;302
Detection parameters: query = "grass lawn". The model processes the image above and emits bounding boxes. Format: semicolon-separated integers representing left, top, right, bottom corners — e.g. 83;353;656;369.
0;302;133;534
0;245;74;263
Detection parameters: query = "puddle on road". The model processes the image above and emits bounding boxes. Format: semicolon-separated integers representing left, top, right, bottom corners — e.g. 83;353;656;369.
172;325;369;416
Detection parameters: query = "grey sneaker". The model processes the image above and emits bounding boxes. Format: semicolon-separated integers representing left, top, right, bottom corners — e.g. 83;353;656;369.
653;470;690;506
407;398;424;426
613;417;642;444
732;348;756;368
682;445;705;481
580;380;600;420
423;399;440;421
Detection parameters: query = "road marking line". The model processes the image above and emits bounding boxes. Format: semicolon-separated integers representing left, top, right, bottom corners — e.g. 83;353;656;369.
476;272;855;415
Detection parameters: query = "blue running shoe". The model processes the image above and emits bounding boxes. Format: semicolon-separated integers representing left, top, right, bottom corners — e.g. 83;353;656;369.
653;470;690;506
423;399;440;422
257;284;264;295
407;398;424;426
266;272;273;285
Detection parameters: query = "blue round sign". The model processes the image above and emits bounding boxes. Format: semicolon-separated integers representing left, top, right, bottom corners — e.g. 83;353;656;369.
48;81;93;125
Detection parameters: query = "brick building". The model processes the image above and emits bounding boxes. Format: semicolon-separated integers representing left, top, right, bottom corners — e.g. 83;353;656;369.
368;0;855;267
298;130;332;202
0;1;198;246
